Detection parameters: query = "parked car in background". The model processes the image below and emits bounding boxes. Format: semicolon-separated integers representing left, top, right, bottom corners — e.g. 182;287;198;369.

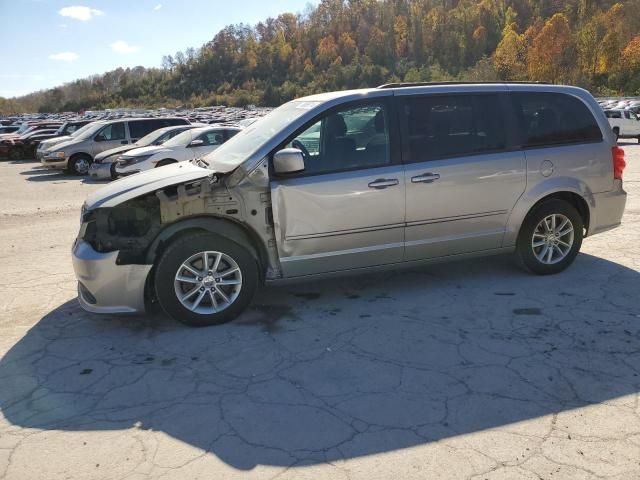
0;128;59;159
0;121;62;141
113;125;241;177
74;83;626;327
89;124;199;180
0;126;20;135
605;109;640;142
36;122;97;161
40;117;190;174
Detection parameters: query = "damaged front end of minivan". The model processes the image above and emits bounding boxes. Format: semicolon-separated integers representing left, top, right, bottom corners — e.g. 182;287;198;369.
73;162;280;314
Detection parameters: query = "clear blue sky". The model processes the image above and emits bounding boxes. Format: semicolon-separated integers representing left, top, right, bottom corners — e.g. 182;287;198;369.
0;0;317;98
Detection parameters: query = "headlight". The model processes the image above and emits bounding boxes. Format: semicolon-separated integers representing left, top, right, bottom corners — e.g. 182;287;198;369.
46;151;66;159
118;154;152;166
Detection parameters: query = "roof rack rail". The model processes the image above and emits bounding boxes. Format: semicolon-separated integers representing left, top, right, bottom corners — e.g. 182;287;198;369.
377;81;551;89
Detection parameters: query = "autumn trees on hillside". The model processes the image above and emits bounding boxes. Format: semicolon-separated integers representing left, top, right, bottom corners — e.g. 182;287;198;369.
3;0;640;114
494;3;640;90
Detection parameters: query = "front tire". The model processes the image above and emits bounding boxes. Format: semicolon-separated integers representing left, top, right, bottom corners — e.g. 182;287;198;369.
154;233;258;327
68;154;92;175
516;200;583;275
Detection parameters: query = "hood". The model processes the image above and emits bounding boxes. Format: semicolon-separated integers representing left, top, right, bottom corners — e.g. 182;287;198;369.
94;144;136;162
40;135;71;149
85;161;211;210
48;138;80;151
120;145;168;157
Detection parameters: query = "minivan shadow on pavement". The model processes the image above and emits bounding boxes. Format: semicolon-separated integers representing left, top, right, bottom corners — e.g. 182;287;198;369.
20;166;103;184
1;253;639;470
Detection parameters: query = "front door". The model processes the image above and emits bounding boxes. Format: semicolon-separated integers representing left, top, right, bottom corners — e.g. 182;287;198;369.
399;93;526;261
271;100;406;277
92;122;128;156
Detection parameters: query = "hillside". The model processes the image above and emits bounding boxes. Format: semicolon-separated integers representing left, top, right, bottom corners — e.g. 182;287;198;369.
2;0;640;114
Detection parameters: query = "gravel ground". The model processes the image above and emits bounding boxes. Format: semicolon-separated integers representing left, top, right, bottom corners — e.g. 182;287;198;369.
0;146;639;480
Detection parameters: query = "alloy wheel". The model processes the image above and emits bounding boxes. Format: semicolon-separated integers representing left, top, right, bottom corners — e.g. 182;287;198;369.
173;250;242;314
531;214;575;265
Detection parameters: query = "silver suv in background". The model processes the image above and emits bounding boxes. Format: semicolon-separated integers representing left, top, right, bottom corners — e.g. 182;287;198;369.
73;83;627;327
88;124;198;180
40;117;190;174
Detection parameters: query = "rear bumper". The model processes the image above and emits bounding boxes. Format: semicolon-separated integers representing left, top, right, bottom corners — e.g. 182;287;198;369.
588;180;627;236
72;239;152;314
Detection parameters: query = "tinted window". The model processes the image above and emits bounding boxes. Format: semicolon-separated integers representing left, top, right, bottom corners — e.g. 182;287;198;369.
287;103;390;175
97;122;125;141
403;94;506;162
129;120;161;139
605;111;621;119
512;92;602;147
160;118;188;127
225;129;240;140
199;131;224;146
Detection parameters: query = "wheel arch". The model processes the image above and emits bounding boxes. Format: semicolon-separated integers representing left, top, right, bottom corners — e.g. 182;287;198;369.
69;151;94;161
505;178;594;246
145;215;269;278
155;158;178;167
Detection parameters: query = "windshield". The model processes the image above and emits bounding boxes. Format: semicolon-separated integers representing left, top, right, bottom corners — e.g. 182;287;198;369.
162;128;202;147
135;128;169;146
201;101;319;169
69;123;94;138
73;122;104;140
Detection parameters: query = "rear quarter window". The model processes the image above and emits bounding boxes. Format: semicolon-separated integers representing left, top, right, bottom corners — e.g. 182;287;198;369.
512;92;602;148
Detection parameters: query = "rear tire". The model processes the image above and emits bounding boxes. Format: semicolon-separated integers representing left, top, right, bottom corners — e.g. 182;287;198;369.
67;154;92;175
516;199;583;275
154;233;258;327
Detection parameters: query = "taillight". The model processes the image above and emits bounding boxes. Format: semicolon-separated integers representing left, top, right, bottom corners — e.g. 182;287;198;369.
612;146;626;180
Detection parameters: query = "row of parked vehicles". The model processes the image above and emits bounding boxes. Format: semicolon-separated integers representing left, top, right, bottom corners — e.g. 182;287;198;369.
0;109;270;178
2;85;629;327
598;97;640;142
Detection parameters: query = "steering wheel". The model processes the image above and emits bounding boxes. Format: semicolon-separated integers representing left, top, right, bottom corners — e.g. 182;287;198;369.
291;139;311;163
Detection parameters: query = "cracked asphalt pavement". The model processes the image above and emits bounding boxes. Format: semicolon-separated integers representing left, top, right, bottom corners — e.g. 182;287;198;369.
1;145;639;479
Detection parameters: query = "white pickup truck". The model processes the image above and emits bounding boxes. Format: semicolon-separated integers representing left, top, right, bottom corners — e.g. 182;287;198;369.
605;109;640;142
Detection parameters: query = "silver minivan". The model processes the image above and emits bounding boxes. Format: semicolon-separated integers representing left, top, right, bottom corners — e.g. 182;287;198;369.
73;83;627;326
40;117;190;174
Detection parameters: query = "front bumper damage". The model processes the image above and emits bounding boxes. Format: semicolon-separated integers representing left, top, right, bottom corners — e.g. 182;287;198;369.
72;239;152;314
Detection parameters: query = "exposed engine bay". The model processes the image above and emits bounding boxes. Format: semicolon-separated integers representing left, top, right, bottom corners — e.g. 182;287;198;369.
80;165;281;279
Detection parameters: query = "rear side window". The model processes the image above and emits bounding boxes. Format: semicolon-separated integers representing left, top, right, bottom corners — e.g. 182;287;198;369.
512;92;602;148
129;120;161;139
402;94;506;162
162;118;188;127
605;111;621;119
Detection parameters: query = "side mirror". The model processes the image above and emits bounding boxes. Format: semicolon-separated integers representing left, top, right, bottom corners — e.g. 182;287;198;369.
189;139;204;147
94;133;106;142
273;148;305;174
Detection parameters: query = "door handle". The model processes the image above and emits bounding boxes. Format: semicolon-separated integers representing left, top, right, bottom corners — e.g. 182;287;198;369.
368;178;399;189
411;173;440;184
